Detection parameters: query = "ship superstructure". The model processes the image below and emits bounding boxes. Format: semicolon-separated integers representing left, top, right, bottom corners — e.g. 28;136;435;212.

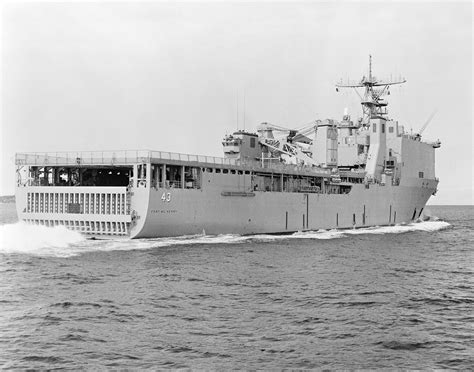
14;59;440;238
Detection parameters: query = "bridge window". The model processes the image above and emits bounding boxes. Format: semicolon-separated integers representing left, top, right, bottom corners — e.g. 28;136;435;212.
389;126;394;133
250;137;256;148
373;124;377;133
382;124;385;133
419;172;424;178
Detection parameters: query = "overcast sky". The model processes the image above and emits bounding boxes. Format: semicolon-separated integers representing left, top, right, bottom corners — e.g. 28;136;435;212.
1;1;472;204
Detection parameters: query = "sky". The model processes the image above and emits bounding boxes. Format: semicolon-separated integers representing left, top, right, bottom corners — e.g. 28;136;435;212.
1;1;472;204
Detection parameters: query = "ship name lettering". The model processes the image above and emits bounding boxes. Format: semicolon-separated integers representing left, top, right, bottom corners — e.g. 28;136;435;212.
150;209;177;214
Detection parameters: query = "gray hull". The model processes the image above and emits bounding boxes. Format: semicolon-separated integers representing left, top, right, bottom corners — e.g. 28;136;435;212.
130;180;437;238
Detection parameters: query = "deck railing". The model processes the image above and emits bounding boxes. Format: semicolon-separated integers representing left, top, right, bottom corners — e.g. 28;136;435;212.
15;150;334;176
15;150;240;167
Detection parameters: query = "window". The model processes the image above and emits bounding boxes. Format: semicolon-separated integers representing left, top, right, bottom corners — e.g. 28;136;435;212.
372;124;377;133
206;168;213;173
223;169;229;174
244;170;250;175
215;169;221;173
230;169;236;174
250;137;256;148
389;126;394;133
419;171;424;178
238;170;243;175
382;123;385;133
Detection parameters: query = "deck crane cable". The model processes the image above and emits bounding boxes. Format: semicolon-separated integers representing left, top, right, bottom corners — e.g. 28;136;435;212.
417;109;438;136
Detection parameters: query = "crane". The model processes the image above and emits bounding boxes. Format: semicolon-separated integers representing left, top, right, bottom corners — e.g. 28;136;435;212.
257;122;319;166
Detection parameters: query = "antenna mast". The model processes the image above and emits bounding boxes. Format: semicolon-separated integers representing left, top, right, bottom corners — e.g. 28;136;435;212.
336;55;406;125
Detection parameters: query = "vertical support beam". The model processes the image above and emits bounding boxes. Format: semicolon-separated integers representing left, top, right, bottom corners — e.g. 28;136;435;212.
146;163;151;183
161;164;166;187
144;163;151;188
181;165;185;189
35;167;39;186
306;194;309;228
132;164;138;188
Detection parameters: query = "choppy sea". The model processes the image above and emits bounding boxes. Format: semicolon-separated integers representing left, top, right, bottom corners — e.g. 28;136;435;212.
0;203;472;369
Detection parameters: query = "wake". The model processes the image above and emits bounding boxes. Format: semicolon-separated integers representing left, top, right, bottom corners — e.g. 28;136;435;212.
0;220;451;258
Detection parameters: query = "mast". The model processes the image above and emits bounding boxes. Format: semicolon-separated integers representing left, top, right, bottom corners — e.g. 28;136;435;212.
336;55;406;125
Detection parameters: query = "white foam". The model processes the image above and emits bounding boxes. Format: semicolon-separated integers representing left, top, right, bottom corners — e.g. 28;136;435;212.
0;222;85;257
290;229;346;240
0;220;451;258
343;220;451;235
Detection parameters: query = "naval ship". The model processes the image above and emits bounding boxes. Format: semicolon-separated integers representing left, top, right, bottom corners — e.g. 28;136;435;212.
15;58;440;238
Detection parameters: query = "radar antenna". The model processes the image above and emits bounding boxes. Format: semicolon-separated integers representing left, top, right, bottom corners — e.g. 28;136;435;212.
336;55;406;125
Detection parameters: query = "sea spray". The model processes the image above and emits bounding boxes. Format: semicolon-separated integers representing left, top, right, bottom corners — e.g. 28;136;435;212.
0;221;85;257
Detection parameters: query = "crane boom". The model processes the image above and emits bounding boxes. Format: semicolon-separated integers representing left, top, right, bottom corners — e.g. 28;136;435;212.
418;110;437;135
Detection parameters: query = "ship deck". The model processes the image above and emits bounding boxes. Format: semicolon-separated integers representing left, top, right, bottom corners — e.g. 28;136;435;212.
15;150;365;178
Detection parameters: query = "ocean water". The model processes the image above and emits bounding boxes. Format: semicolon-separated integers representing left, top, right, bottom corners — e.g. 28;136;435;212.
0;203;472;369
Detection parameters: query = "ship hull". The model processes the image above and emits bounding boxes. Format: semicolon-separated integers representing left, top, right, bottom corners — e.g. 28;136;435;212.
131;181;437;238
